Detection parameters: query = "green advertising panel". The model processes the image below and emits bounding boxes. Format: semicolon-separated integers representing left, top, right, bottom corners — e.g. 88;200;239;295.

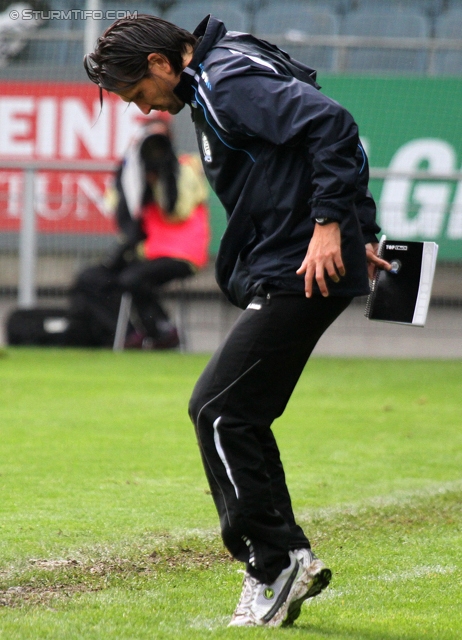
322;76;462;261
208;77;462;261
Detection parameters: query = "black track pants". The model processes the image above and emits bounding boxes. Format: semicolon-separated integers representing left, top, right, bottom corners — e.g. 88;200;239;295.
118;258;193;336
189;290;352;584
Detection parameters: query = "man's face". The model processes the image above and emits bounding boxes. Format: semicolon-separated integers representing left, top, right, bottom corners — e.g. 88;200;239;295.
116;53;187;115
117;73;185;115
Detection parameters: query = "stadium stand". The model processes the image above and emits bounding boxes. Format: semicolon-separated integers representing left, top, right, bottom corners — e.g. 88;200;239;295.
0;1;43;66
446;0;462;9
1;0;461;78
23;29;82;67
341;9;430;74
165;2;247;33
257;0;354;16
353;0;443;15
433;8;462;75
254;4;340;71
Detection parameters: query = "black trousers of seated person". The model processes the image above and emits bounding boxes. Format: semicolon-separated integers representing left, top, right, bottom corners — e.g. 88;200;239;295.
189;290;352;585
117;257;193;338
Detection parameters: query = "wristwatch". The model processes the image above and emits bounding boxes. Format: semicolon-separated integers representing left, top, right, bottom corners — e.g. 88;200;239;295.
315;217;336;226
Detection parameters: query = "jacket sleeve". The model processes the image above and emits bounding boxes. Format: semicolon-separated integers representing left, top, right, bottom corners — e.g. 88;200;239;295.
355;143;381;244
208;67;368;224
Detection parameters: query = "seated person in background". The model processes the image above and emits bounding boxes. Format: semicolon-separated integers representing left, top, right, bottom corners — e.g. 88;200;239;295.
105;113;210;349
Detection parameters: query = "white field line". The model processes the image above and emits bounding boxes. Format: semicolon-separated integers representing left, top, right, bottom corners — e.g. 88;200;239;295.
318;564;458;602
189;615;230;630
378;564;458;582
297;478;462;523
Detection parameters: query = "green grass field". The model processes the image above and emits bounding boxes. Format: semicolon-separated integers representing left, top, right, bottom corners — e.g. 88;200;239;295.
0;348;461;639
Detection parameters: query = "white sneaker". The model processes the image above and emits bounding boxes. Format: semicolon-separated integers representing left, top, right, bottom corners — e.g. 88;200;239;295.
228;550;310;627
282;548;332;626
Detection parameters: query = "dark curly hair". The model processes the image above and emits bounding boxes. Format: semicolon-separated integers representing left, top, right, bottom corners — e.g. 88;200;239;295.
83;14;197;95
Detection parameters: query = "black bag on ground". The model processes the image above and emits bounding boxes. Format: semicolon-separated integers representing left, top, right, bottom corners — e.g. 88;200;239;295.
6;308;71;346
5;265;130;348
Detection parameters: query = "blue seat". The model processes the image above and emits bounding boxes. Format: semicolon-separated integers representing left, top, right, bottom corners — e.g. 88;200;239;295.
253;0;352;16
444;0;462;10
245;0;341;35
255;4;339;37
39;0;81;30
433;10;462;76
354;0;441;15
341;10;430;74
22;39;83;65
165;1;247;33
254;4;340;71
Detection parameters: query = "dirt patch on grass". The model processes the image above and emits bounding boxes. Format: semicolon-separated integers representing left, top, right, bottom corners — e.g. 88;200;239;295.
150;545;233;570
0;545;234;609
0;583;102;608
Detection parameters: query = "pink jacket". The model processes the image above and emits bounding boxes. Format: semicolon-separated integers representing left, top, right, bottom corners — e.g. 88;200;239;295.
141;201;209;269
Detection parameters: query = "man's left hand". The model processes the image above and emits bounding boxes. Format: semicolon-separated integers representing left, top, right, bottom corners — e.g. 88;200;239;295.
365;242;392;281
296;222;345;297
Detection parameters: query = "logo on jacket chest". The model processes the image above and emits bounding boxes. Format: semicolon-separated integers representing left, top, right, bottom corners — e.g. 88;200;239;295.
201;132;212;163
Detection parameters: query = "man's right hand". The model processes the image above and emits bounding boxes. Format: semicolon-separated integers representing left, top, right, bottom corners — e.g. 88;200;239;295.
296;222;345;298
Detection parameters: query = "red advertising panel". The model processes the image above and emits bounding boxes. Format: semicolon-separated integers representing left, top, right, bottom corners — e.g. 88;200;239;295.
0;81;151;233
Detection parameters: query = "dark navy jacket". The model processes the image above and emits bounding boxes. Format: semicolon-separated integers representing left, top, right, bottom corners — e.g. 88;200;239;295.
174;16;380;308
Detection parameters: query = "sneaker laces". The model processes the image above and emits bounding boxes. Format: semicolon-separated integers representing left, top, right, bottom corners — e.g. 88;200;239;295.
232;571;260;620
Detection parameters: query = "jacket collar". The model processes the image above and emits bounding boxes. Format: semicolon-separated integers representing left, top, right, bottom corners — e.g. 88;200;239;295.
174;15;227;105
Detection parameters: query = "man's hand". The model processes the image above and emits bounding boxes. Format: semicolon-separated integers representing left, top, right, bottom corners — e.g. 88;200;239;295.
365;242;392;281
296;222;345;297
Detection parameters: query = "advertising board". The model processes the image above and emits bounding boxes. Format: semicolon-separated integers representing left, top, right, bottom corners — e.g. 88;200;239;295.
0;81;148;234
